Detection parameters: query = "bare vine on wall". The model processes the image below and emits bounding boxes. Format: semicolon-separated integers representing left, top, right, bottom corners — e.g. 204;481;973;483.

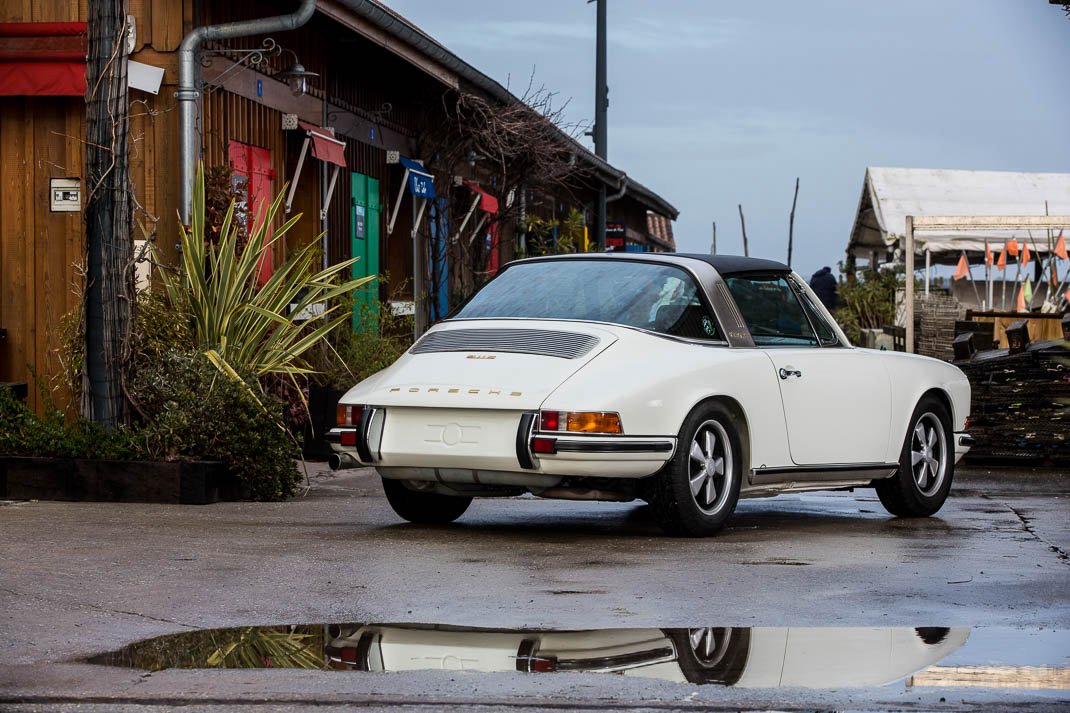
416;77;593;301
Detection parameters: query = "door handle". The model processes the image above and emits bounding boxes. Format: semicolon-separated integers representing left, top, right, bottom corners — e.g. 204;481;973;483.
779;367;802;380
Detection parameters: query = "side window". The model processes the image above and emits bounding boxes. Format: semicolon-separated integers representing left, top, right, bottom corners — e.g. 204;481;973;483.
724;274;818;347
645;275;721;341
791;278;841;347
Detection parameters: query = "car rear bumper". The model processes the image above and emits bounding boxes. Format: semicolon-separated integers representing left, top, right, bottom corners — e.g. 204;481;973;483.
954;431;974;464
327;406;675;480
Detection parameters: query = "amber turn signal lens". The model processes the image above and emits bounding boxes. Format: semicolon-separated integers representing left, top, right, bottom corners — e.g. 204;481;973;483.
566;411;622;434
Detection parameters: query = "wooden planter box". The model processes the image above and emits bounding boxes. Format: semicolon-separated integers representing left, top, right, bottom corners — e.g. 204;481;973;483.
0;457;243;504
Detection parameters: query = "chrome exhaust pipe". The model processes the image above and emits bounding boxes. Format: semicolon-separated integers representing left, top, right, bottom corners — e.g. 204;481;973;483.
328;452;360;471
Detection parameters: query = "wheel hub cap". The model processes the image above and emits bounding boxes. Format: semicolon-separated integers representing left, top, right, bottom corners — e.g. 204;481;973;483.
909;413;946;496
688;421;732;514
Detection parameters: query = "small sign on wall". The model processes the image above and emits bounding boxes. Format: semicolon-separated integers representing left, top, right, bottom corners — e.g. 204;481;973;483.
50;178;81;212
354;204;366;239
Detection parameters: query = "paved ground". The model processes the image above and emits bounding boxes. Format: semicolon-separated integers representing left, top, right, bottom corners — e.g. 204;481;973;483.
0;462;1067;712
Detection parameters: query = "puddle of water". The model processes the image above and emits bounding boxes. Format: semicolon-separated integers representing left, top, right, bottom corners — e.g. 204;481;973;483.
86;624;1070;693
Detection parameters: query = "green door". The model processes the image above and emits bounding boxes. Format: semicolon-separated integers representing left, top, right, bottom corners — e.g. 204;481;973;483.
351;172;380;330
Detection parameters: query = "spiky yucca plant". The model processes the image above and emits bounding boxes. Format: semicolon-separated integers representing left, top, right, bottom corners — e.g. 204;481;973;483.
155;166;372;393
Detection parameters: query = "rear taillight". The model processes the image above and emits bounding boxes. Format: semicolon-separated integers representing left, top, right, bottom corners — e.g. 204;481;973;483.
539;410;622;434
529;656;557;673
531;436;557;454
337;404;363;428
339;647;358;664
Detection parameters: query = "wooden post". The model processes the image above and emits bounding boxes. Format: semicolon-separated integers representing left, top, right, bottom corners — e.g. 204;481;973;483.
84;0;132;426
985;240;992;310
924;248;931;297
905;215;915;354
787;177;799;268
962;249;982;306
738;204;749;257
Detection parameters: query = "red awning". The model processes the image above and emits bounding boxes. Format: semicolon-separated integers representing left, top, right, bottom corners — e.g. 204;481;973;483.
464;181;499;214
298;120;346;168
0;23;87;96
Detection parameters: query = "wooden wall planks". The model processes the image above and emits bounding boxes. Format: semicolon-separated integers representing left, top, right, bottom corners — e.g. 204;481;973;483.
0;98;85;413
0;0;85;22
203;88;297;268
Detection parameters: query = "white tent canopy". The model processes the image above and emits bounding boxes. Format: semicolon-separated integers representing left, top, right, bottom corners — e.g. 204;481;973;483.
847;167;1070;265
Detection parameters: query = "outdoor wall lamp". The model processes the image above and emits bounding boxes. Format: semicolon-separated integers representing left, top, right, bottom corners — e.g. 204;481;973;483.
277;48;318;97
201;38;316;97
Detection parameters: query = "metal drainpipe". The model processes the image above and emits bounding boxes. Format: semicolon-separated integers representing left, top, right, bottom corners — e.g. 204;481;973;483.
177;0;317;225
606;176;628;203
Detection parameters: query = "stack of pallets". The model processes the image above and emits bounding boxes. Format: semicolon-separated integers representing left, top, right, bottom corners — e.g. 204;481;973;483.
958;342;1070;464
916;294;965;361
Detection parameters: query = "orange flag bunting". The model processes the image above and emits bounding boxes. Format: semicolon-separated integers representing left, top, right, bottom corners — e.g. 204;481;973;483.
985;241;993;266
1021;244;1031;267
1055;233;1068;261
1016;284;1026;312
1006;239;1020;257
996;249;1007;271
1065;289;1070;303
953;254;969;280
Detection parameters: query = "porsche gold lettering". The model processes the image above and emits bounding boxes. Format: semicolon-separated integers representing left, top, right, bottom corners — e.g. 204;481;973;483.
387;386;522;397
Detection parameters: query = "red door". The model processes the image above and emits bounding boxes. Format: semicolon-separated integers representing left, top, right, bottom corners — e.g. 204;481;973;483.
228;141;274;285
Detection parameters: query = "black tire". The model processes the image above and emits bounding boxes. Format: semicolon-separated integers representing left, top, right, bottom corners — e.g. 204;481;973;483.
381;478;472;524
915;627;951;646
665;627;751;685
651;403;743;537
875;395;954;517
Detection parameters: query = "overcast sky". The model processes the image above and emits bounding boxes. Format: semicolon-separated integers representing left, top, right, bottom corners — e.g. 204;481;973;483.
388;0;1070;279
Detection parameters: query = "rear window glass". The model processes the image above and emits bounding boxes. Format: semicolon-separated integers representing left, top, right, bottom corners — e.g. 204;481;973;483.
453;260;721;341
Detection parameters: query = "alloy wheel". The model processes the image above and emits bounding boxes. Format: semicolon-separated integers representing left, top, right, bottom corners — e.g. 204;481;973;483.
687;627;733;667
688;420;733;515
910;412;947;497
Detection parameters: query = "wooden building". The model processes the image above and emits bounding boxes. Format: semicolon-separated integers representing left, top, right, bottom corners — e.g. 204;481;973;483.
0;0;678;413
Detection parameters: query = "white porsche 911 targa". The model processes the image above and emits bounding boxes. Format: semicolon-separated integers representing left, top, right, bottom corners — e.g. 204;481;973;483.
328;253;973;536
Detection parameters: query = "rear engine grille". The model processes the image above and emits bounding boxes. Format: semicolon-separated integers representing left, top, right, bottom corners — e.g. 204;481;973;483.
411;328;600;359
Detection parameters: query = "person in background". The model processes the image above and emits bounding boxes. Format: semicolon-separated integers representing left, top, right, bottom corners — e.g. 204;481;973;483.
809;266;838;311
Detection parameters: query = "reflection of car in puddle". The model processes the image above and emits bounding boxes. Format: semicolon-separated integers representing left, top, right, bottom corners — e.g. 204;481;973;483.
325;625;969;687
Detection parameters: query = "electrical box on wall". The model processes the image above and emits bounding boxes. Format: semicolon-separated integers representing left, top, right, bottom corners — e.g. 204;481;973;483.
50;178;81;212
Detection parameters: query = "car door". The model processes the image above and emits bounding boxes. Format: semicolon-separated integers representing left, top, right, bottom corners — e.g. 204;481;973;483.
724;273;892;466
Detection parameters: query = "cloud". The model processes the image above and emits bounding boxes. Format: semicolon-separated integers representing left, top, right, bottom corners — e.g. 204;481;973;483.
435;16;743;53
610;16;745;51
612;107;846;163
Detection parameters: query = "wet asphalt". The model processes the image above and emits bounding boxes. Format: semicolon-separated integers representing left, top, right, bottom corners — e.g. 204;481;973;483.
0;462;1067;712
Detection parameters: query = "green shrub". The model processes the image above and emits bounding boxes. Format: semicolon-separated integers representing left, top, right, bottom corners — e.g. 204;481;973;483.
130;351;301;501
154;165;371;391
0;388;137;460
524;208;589;257
311;295;413;390
835;265;903;346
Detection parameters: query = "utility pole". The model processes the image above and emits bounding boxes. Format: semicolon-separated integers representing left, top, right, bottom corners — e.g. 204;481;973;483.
591;0;608;249
711;221;717;255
